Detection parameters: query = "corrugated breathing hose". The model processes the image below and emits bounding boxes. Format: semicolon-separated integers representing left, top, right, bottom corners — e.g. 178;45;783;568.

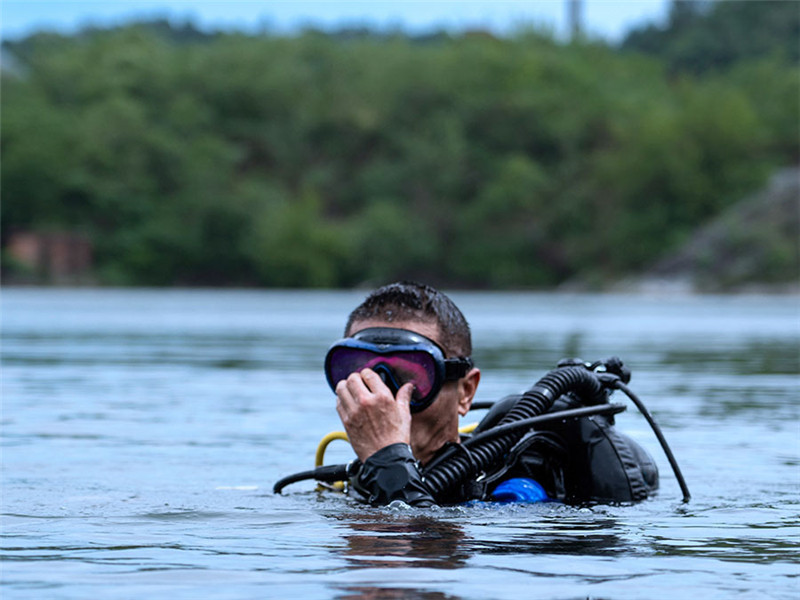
422;365;607;503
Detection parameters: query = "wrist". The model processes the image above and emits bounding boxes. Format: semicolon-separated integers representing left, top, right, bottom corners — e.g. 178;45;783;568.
355;437;409;462
364;442;414;463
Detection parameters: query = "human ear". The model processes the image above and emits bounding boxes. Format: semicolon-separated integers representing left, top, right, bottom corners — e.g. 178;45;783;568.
456;368;481;416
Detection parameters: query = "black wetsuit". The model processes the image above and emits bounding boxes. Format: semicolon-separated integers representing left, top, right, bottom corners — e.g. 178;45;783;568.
348;393;659;507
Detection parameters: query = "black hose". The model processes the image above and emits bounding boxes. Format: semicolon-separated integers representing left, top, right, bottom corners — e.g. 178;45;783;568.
469;401;496;411
615;380;691;503
423;365;607;503
462;403;627;449
273;463;350;494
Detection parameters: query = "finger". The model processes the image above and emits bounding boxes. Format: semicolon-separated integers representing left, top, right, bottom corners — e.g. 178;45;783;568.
395;382;414;408
359;368;389;395
344;370;370;398
336;379;357;415
336;378;351;400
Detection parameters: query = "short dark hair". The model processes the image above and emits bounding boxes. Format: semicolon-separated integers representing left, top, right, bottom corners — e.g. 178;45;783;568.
345;281;472;357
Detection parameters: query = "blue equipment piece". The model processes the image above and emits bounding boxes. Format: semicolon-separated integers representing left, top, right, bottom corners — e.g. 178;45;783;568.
491;478;550;503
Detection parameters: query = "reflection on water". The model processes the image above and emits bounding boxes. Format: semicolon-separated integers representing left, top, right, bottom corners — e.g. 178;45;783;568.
329;508;626;599
2;289;798;600
662;339;800;375
697;385;798;418
650;533;799;564
334;512;469;570
336;586;460;600
465;518;624;558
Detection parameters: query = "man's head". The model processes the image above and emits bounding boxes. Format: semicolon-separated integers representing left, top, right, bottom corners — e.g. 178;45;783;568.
344;281;472;358
338;281;480;464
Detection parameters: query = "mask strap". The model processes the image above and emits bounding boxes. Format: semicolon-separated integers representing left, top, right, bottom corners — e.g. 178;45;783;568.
444;357;473;381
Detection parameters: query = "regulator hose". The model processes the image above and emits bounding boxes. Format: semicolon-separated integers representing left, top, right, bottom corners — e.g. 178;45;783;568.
614;379;691;503
273;463;350;495
422;365;607;503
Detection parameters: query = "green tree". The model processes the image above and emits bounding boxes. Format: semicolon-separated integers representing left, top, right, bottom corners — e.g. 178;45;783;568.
622;0;800;73
2;20;796;288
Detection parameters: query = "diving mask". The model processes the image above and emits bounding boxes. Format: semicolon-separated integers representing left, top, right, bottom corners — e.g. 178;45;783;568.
324;327;473;413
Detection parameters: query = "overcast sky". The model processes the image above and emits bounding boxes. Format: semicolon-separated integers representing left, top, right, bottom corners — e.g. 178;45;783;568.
1;1;670;42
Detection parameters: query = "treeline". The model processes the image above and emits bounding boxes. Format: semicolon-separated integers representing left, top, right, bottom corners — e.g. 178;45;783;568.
622;0;800;74
2;0;798;288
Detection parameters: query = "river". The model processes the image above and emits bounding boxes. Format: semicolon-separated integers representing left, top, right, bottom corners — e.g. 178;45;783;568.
1;288;798;599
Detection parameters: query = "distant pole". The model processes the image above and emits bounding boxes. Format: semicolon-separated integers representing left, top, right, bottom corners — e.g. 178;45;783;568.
568;0;583;40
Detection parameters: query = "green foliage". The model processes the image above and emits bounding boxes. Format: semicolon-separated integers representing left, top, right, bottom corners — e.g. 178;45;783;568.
622;0;800;74
2;18;797;288
243;189;351;288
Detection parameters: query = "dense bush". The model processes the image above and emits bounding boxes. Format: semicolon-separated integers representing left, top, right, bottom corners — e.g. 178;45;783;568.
2;7;797;288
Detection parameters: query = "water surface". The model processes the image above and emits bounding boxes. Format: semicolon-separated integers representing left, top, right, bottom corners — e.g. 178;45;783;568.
2;289;798;599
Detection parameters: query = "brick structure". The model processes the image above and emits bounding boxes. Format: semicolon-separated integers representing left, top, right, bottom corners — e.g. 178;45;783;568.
6;231;93;283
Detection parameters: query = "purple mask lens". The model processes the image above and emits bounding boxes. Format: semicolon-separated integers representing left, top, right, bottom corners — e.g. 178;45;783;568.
327;347;437;400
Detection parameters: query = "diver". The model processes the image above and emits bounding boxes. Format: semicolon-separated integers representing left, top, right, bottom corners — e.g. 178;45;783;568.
319;281;661;507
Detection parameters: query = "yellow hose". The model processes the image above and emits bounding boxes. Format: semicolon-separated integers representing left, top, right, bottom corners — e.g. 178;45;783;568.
313;423;478;491
315;431;350;467
315;431;349;492
315;424;478;469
